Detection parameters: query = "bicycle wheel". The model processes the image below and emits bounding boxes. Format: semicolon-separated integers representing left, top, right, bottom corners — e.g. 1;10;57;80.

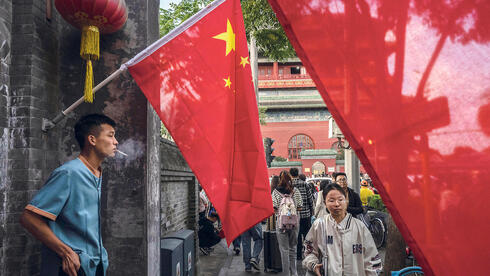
370;217;386;249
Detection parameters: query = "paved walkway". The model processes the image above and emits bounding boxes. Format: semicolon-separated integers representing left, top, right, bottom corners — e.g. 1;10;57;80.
198;232;386;276
198;244;230;276
218;248;307;276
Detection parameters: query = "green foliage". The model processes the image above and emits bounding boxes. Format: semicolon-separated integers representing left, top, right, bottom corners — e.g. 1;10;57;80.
367;194;386;212
258;106;267;125
274;156;287;162
241;0;296;60
159;0;213;37
161;124;174;141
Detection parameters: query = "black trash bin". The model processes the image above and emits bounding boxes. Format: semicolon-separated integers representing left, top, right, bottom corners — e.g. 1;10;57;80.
163;229;195;276
161;238;184;276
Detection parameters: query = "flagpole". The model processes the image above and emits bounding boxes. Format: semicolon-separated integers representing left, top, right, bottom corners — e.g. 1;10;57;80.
42;65;127;132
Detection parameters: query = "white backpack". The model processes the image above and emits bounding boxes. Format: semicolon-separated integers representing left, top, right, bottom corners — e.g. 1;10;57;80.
277;191;298;230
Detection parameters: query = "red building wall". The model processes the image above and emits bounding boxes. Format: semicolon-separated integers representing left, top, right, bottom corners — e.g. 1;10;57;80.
260;120;338;160
260;121;364;177
302;158;337;174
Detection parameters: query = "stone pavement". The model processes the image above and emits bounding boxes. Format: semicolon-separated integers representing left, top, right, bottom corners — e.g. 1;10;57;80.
218;248;386;276
198;244;230;276
218;248;307;276
198;232;386;276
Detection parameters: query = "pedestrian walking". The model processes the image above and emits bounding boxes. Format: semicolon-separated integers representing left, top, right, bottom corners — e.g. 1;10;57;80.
272;170;303;276
303;184;382;275
232;236;241;255
289;168;314;261
20;114;118;276
332;172;363;218
240;223;263;272
313;179;332;220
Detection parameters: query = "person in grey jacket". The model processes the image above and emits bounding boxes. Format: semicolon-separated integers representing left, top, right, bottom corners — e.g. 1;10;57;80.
303;184;382;276
272;170;303;276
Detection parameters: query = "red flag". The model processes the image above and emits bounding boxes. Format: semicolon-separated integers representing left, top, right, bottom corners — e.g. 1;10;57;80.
268;0;489;275
126;0;273;243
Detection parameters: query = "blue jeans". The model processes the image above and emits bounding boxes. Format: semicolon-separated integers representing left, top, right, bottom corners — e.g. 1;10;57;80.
241;223;263;269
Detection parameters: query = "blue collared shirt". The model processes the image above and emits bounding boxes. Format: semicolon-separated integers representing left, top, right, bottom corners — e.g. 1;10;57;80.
26;158;108;276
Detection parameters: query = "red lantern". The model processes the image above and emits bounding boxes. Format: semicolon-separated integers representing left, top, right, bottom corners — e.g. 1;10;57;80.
55;0;128;102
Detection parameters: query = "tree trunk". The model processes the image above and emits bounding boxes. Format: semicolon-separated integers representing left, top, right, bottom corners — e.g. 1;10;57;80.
384;214;407;273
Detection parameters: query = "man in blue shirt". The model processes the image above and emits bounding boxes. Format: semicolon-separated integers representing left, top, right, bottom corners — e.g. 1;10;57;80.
20;114;118;276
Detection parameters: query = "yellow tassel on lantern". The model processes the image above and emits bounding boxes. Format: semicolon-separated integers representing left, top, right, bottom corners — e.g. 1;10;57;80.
84;60;94;103
80;25;100;103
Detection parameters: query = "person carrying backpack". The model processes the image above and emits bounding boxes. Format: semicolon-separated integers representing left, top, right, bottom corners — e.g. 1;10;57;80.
272;170;303;276
290;168;314;261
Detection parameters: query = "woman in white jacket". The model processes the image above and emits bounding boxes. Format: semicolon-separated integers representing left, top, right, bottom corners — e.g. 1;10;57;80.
303;184;382;276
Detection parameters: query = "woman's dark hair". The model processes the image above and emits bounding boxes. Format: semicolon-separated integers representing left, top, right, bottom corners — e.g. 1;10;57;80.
299;174;306;181
323;183;347;201
289;167;299;177
278;170;293;193
270;175;280;194
319;179;331;192
74;113;116;150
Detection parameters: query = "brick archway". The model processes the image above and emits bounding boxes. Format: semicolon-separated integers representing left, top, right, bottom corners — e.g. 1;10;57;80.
312;161;326;175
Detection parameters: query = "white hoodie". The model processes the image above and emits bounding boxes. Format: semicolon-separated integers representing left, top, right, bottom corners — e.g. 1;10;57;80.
303;213;382;276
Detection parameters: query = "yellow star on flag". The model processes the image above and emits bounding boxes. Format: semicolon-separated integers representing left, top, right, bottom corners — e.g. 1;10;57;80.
223;76;232;88
240;56;250;68
213;19;235;56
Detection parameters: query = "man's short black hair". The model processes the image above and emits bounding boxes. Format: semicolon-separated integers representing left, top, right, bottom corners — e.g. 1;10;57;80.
289;167;299;177
299;174;306;181
332;172;347;180
74;114;116;150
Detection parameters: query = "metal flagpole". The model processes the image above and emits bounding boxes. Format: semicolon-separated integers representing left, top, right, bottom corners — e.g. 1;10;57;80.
41;65;127;132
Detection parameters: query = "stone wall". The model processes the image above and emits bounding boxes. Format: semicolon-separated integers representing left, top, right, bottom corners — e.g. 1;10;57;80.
160;138;200;273
2;0;62;274
0;0;11;274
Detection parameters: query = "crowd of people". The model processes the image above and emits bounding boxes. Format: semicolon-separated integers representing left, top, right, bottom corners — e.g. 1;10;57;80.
197;169;383;276
17;112;382;276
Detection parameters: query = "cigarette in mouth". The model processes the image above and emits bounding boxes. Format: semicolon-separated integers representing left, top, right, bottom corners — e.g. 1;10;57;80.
116;150;128;156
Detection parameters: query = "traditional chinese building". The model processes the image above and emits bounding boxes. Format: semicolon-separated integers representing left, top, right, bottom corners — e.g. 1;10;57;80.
258;58;349;177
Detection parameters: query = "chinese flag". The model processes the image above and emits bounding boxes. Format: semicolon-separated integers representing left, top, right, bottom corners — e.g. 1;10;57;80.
268;0;490;275
126;0;273;243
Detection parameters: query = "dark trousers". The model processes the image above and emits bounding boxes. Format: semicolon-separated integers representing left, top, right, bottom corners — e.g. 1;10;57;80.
297;217;311;259
58;264;103;276
233;235;241;249
41;246;103;276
